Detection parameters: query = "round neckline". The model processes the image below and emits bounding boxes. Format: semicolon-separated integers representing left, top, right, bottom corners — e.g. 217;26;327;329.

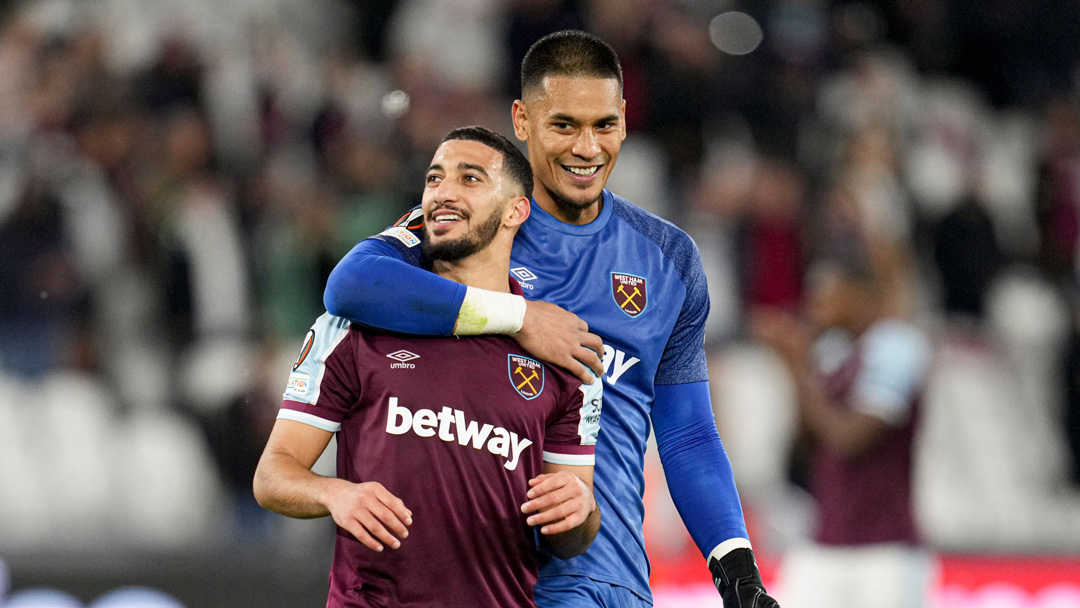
526;189;613;236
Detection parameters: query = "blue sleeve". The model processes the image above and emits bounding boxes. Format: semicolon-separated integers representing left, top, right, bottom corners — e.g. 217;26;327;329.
655;232;709;385
652;381;748;557
323;223;466;336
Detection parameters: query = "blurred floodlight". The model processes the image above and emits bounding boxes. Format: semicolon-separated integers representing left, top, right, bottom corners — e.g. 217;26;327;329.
709;11;764;56
381;90;411;119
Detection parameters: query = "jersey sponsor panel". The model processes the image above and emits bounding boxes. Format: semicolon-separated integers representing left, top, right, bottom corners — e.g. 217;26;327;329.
384;397;534;471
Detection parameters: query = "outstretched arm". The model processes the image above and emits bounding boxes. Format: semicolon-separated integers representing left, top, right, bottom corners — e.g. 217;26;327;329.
324;238;465;336
653;381;779;608
324;235;603;382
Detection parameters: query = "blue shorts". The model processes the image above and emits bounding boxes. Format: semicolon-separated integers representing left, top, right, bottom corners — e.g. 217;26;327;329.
534;575;652;608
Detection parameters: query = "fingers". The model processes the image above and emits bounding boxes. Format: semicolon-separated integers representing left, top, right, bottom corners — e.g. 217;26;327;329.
374;484;414;530
335;483;413;552
356;509;404;551
576;345;604;383
521;473;592;534
535;510;586;535
341;519;388;552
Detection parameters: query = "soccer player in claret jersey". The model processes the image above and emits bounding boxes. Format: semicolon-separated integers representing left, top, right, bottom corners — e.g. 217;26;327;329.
323;31;778;608
253;126;603;608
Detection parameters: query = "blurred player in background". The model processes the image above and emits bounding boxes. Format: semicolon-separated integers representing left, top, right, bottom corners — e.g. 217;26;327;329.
323;30;777;608
752;256;934;608
253;126;602;608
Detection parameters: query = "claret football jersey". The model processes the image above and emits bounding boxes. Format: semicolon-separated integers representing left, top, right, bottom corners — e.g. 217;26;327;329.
279;281;601;608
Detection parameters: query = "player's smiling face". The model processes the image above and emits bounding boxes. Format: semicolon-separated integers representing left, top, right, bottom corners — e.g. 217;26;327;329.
421;139;513;262
513;75;626;224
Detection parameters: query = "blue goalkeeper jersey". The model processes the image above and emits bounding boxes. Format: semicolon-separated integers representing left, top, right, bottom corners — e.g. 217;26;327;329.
355;189;720;601
511;191;713;599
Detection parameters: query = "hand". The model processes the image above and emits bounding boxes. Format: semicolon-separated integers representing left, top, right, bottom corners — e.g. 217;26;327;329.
323;480;413;552
513;300;604;385
520;471;596;535
709;548;780;608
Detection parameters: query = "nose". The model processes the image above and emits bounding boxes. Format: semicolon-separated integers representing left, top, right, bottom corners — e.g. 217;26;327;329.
432;177;460;204
571;129;601;160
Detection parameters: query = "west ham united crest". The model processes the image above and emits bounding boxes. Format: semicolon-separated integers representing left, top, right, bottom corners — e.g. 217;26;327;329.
611;272;647;317
508;355;545;400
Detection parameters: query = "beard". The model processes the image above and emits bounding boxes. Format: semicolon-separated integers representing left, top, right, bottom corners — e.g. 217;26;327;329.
422;204;504;262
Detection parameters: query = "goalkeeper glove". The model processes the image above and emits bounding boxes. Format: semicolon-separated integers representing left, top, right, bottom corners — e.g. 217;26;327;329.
709;547;780;608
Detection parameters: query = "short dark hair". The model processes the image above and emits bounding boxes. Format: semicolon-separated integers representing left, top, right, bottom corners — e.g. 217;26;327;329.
441;126;533;198
521;30;623;97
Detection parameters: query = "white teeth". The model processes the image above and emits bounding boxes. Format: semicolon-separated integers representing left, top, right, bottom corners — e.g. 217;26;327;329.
434;212;462;222
566;166;598;176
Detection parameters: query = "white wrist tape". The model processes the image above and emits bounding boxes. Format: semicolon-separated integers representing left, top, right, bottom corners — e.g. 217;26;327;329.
707;538;753;565
455;286;527;336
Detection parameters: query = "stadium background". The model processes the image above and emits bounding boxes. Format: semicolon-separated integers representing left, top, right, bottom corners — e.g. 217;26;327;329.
0;0;1079;606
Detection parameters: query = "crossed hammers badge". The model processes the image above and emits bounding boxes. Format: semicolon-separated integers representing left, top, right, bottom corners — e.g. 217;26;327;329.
612;273;647;318
509;355;545;400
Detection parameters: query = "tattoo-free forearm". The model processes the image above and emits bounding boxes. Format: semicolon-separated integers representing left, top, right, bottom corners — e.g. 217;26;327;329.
542;503;601;560
253;448;345;519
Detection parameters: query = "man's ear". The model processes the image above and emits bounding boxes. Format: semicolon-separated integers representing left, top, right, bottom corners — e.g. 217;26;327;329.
505;195;531;228
619;98;627;141
511;99;529;142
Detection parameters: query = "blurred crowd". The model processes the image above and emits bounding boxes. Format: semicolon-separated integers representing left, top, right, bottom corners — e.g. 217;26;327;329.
1;0;1080;562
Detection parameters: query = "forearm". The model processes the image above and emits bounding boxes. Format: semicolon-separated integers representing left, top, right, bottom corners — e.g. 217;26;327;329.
253;450;343;519
324;239;465;335
654;382;749;557
542;503;600;560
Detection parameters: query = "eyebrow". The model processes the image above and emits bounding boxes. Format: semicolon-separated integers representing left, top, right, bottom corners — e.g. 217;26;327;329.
426;162;491;177
550;113;620;125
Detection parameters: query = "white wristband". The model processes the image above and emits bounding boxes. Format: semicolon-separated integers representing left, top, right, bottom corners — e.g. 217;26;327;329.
707;538;753;565
455;286;527;336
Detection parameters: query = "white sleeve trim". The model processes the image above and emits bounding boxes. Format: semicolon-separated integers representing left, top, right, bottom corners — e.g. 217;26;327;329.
277;409;341;433
542;451;595;466
454;286;526;335
707;538;753;564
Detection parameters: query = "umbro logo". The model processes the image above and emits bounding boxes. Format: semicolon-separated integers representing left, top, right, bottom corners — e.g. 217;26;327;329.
387;350;419;369
511;266;536;291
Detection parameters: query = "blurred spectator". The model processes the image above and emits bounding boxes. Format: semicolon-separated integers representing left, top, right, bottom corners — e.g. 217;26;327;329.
0;176;88;377
752;256;934;608
931;194;1003;322
737;158;808;316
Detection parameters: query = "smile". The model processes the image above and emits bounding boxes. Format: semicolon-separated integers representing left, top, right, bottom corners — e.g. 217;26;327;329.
430;209;466;228
562;165;600;178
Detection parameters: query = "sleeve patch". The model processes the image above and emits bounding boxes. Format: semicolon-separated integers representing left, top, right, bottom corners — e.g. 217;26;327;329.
286;373;310;397
380;226;421;248
576;378;603;445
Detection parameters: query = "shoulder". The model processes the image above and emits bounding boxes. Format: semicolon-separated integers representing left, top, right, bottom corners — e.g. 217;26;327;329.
609;192;703;282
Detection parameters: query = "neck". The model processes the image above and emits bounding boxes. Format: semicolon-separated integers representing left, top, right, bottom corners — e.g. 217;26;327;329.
533;184;602;225
430;239;513;293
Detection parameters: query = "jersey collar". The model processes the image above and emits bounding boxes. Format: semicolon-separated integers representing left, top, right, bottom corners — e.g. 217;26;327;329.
527;189;613;236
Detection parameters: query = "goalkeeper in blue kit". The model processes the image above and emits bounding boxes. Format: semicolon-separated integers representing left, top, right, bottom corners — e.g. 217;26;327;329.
323;30;778;608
